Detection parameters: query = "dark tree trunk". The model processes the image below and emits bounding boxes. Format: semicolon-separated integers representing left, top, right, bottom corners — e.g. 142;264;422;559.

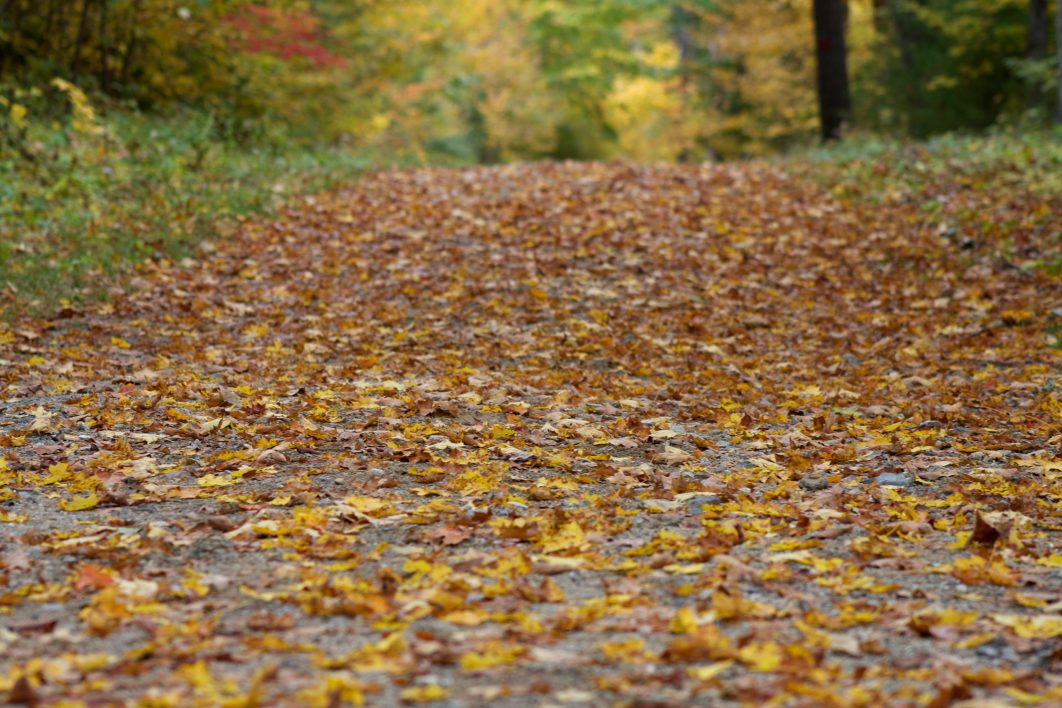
1057;0;1062;123
1027;0;1048;59
0;0;14;71
1;0;26;71
119;0;141;88
1024;0;1048;109
98;0;110;91
813;0;851;141
46;0;58;47
70;0;92;74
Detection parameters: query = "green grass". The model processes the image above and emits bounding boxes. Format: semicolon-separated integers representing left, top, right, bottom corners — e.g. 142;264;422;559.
784;128;1062;280
789;127;1062;198
0;108;374;317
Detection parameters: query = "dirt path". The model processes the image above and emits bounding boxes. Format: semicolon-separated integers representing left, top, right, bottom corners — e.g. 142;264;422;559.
1;162;1060;706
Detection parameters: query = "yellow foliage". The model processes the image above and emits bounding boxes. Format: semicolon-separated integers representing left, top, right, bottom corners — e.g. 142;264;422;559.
695;0;818;156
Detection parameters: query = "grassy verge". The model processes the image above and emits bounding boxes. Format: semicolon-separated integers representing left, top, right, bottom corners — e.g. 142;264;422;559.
791;128;1062;197
0;107;373;317
786;128;1062;278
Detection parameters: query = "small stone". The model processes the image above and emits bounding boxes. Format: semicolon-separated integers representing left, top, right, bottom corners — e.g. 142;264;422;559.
799;475;829;491
686;495;722;513
877;473;911;487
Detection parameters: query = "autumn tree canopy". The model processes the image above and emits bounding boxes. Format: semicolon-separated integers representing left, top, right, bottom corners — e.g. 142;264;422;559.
2;0;1058;159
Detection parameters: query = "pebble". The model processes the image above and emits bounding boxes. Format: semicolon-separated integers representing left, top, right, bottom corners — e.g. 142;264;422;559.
686;495;723;513
799;475;830;491
876;473;912;487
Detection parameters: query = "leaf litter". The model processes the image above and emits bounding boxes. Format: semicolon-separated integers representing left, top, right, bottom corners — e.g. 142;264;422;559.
0;162;1060;706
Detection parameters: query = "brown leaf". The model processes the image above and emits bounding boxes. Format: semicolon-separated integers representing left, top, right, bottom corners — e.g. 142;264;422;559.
971;514;1002;546
7;676;39;706
426;525;473;546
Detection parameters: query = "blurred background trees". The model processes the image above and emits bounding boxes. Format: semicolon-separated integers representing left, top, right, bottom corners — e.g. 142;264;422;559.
1;0;1059;161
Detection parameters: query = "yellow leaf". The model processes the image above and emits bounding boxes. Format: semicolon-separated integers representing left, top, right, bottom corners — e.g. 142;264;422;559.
687;660;733;682
459;641;523;671
539;521;587;554
440;609;489;626
60;492;99;511
1003;686;1062;705
600;638;647;661
39;462;72;485
954;632;996;650
991;614;1062;639
181;570;210;597
198;474;239;488
343;496;393;516
664;563;705;575
400;684;449;703
960;666;1013;686
737;641;783;672
1009;592;1048;609
1035;553;1062;568
242;323;269;339
670;606;699;634
110;337;131;349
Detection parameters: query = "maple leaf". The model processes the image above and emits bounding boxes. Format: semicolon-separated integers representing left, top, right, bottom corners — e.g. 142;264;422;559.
27;405;56;433
425;524;473;546
651;445;692;465
59;492;99;511
990;614;1062;639
73;563;116;592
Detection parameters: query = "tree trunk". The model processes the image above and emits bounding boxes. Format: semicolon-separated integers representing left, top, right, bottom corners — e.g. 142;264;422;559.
813;0;851;141
98;0;110;91
119;0;141;88
1056;0;1062;124
70;0;92;75
1027;0;1048;59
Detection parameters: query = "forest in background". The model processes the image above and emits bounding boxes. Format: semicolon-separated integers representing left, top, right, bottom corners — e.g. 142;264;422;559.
2;0;1060;162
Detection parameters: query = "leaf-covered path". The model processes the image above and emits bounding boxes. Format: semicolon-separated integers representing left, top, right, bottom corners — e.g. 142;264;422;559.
1;162;1060;706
